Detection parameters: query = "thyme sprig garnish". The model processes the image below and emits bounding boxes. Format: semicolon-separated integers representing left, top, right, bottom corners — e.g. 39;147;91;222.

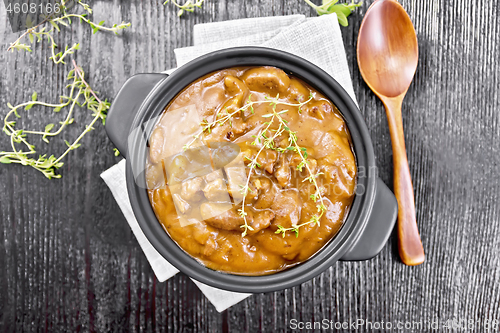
181;92;324;237
182;94;312;151
164;0;205;17
304;0;362;26
185;92;325;237
7;0;130;64
254;97;327;238
239;96;326;237
238;113;288;236
272;114;327;237
0;60;110;179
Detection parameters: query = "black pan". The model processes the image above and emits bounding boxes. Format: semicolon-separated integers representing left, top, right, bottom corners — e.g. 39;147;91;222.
105;47;397;293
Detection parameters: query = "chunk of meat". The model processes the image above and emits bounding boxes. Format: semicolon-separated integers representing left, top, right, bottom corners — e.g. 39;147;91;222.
181;177;204;201
322;142;357;180
257;149;278;174
252;177;276;209
220;95;243;114
314;131;345;159
308;159;318;175
319;162;338;184
304;100;333;120
274;155;291;188
210;142;241;169
282;252;299;261
224;165;247;202
231;117;248;135
158;186;172;205
192;222;211;244
270;190;301;229
286;78;310;103
224;75;249;96
146;162;166;190
172;193;191;214
155;104;203;160
220;76;250;114
149;128;165;164
203;178;228;202
203;237;217;256
165;154;190;184
200;203;252;231
199;86;225;117
247;210;275;235
318;161;354;200
242;67;291;96
204;169;224;183
289;155;317;175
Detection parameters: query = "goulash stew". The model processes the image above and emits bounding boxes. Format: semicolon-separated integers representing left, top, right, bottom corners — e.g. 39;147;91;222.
145;66;357;275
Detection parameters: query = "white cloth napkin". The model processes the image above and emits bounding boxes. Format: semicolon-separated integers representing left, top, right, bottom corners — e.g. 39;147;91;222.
101;13;357;312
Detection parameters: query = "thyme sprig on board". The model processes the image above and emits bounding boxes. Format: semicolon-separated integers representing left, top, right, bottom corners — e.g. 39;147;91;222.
163;0;361;24
7;0;130;64
164;0;204;17
304;0;362;26
0;60;110;179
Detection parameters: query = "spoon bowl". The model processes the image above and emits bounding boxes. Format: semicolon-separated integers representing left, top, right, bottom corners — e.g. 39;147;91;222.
358;0;418;98
357;0;425;266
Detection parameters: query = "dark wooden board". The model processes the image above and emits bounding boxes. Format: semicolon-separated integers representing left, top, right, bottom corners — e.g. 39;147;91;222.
0;0;499;332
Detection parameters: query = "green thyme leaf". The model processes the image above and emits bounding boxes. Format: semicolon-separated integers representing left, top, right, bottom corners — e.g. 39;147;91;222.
304;0;362;27
1;62;110;179
7;2;130;64
0;156;12;164
45;123;54;132
166;0;204;17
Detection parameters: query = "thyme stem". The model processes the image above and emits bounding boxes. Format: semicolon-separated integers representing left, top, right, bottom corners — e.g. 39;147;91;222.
164;0;204;16
0;63;110;179
183;95;313;151
273;113;327;237
304;0;362;26
7;0;130;64
239;117;284;236
183;92;324;237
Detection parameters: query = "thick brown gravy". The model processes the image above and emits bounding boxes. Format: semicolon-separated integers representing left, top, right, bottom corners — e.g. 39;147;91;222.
145;66;357;275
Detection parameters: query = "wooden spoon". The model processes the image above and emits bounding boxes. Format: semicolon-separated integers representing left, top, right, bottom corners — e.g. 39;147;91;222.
357;0;425;265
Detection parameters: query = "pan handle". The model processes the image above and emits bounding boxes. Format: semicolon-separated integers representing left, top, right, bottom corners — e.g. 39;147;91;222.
340;178;398;261
105;73;168;158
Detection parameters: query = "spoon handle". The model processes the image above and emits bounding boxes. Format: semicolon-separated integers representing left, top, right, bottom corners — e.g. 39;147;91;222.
382;96;425;266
